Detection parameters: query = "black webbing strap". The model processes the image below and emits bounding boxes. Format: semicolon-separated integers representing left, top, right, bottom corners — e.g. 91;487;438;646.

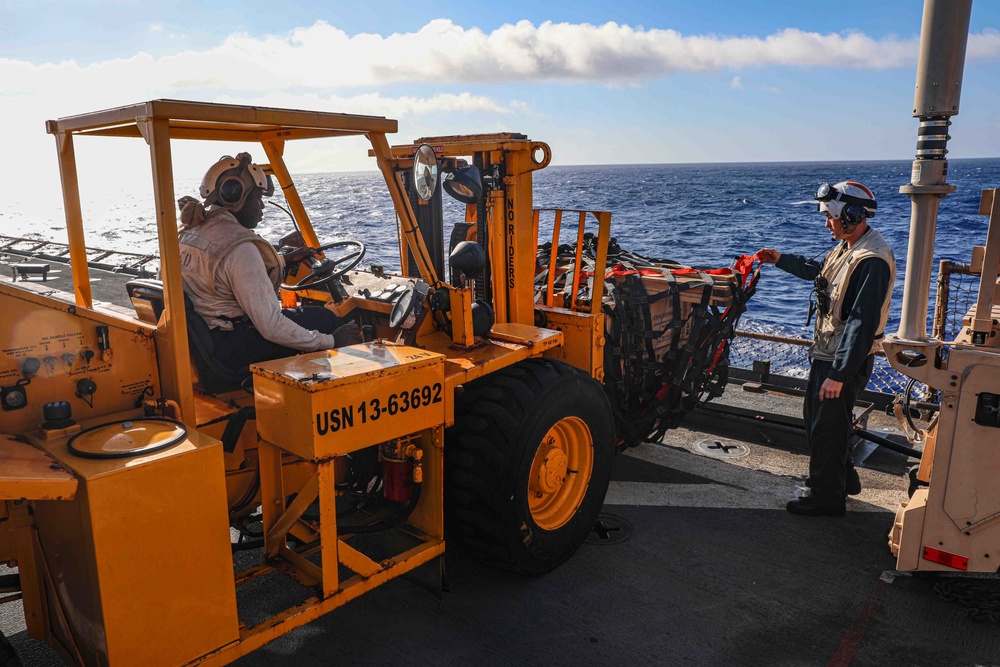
675;277;714;393
535;243;761;451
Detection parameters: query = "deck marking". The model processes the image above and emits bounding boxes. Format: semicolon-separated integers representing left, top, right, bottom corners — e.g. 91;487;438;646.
827;580;888;667
605;444;902;511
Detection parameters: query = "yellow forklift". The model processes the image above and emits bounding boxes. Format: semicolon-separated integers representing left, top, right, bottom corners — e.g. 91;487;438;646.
0;100;622;665
0;97;757;664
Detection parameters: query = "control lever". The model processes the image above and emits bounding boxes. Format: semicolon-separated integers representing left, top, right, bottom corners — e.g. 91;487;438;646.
361;325;375;342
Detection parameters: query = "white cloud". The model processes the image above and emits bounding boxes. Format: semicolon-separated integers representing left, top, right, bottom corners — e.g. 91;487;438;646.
967;28;1000;60
4;20;1000;106
216;21;1000;84
1;18;997;199
215;91;520;117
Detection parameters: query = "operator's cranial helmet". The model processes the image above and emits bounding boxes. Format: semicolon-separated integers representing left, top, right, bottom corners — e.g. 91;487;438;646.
814;181;877;227
200;152;274;211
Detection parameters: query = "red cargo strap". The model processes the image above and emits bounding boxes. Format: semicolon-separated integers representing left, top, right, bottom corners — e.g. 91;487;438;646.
604;264;662;278
668;266;732;277
731;252;763;291
603;253;761;285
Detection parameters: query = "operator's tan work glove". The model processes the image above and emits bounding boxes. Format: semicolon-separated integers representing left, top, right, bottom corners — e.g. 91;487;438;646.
333;322;363;347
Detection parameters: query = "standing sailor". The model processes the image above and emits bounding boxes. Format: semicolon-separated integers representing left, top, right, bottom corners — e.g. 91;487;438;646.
758;181;896;516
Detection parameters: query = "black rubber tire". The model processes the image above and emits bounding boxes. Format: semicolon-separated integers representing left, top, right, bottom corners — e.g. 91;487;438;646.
0;629;23;667
445;358;614;575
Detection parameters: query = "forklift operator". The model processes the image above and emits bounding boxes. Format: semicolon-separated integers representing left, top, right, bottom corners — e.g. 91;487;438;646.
757;181;896;517
177;152;361;373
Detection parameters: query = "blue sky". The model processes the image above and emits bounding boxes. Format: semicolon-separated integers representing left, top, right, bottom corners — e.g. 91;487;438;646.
1;0;998;191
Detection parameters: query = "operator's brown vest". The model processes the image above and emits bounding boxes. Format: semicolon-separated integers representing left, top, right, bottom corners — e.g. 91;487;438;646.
178;210;284;330
811;227;896;362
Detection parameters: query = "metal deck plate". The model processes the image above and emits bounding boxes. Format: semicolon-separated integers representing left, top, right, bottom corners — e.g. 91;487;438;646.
694;437;750;459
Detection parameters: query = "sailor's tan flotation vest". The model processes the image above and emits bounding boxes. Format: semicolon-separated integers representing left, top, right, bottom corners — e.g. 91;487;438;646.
811;227;896;362
178;210;284;330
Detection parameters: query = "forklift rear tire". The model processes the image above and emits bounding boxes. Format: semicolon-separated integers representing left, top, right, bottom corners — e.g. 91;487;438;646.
446;358;614;575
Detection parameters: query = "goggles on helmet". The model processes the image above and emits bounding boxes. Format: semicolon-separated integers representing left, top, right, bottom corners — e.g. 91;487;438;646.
814;183;876;213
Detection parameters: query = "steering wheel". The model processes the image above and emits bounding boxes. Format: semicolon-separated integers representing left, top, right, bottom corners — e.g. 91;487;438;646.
280;240;366;292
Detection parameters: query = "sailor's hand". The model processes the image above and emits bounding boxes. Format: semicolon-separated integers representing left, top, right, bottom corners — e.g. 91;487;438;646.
818;378;843;401
283;247;318;264
332;322;363;347
758;248;781;264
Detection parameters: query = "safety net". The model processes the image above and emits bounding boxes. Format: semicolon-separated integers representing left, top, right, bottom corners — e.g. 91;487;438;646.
536;236;761;450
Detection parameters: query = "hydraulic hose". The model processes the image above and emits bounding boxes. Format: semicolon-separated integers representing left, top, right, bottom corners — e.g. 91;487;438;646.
853;427;923;460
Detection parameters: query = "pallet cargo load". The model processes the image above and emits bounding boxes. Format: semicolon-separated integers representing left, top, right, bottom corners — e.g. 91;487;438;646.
535;233;760;450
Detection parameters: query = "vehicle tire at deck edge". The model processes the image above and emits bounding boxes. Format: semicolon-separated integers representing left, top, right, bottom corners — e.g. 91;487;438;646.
445;358;614;575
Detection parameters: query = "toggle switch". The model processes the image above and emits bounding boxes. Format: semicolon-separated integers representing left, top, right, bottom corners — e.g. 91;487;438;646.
96;325;110;351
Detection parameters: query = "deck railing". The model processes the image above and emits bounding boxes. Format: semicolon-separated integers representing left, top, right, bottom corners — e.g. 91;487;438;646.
729;329;910;397
0;234;158;277
731;257;984;401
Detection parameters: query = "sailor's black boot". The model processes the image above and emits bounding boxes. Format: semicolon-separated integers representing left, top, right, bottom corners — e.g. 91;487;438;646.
845;468;862;496
805;468;862;498
786;495;846;517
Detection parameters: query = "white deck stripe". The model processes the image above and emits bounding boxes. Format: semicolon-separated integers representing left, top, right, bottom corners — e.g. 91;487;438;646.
605;442;904;512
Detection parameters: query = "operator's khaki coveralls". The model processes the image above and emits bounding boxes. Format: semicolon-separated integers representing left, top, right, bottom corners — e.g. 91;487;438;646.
179;209;340;371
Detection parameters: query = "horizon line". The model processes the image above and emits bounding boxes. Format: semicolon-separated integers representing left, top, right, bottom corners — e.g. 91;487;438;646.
283;155;1000;177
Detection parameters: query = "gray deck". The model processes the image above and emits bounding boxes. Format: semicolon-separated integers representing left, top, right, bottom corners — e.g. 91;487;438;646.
5;424;997;666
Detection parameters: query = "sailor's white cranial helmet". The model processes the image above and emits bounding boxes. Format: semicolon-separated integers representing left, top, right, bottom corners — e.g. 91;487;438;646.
816;181;877;222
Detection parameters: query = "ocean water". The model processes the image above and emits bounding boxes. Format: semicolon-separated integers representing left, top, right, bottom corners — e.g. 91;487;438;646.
532;159;1000;340
2;158;998;340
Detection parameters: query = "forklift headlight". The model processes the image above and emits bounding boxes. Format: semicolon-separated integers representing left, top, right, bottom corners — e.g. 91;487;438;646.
443;164;483;205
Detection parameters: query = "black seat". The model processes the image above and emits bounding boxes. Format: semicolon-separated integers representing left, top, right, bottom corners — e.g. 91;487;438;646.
126;279;249;393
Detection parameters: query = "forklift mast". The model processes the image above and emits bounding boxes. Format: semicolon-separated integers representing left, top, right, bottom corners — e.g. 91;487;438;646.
389;133;552;326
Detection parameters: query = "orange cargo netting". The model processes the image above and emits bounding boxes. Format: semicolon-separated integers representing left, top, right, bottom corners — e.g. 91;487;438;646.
536;240;762;450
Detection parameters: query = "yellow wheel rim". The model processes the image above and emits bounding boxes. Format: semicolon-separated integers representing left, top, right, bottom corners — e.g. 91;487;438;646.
527;416;594;530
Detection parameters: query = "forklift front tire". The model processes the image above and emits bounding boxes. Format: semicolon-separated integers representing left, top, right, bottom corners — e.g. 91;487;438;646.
446;358;614;575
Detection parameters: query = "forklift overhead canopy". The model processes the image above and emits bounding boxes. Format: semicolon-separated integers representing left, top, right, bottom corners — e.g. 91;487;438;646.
45;98;398;142
40;100;400;430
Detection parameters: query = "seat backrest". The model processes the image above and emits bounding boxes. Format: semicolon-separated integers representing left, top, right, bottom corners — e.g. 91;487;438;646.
124;279;249;394
126;279;166;325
